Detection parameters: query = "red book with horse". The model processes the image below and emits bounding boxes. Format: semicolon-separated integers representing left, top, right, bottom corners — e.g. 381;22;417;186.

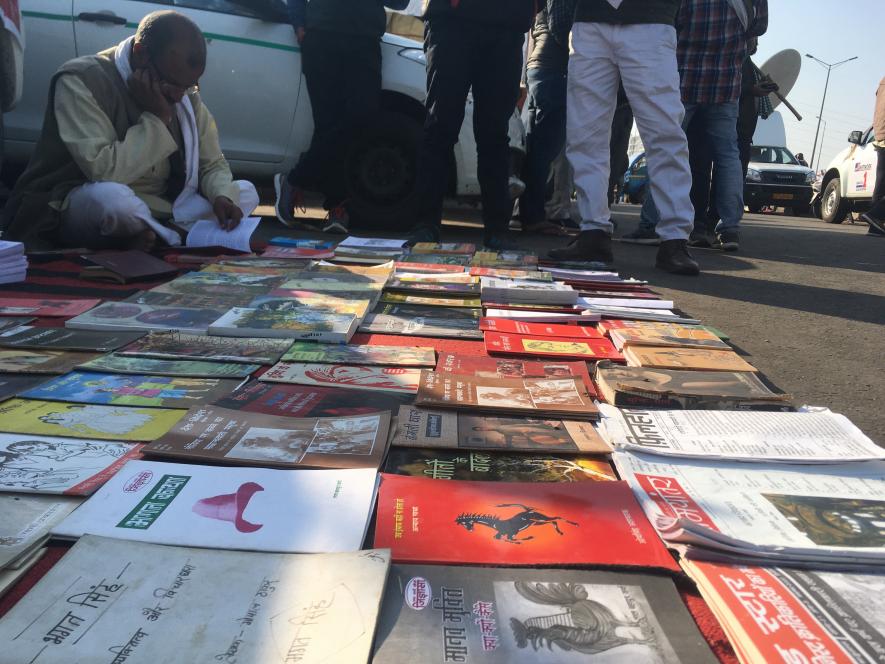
373;473;678;571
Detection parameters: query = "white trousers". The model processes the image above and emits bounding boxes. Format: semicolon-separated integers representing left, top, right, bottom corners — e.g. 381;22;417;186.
59;181;259;249
567;22;693;241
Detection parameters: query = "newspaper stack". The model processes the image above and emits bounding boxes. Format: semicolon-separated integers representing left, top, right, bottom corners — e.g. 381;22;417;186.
0;240;27;284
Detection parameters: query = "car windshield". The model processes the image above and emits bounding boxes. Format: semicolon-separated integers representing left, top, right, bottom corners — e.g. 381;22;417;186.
751;146;799;165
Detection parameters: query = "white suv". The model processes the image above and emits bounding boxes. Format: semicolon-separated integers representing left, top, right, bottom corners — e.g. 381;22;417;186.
818;126;877;224
5;0;525;228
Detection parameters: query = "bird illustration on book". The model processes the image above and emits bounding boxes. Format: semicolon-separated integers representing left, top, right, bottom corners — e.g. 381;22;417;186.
454;503;579;543
192;482;264;533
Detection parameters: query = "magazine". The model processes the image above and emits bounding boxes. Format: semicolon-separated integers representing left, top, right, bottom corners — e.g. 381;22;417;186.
360;313;483;339
0;327;145;352
0;348;102;374
484;332;622;361
281;341;436;367
374;564;717;664
0;297;100;317
0;434;140;495
479;317;604;339
0;494;81;568
54;460;379;553
392;406;611;454
208;307;359;342
21;371;241;409
145;407;390;470
0;536;390;664
76;353;259;378
435;352;595;392
65;302;226;335
248;294;371;318
374;474;678;570
261;362;422;394
117;331;291;364
623;346;757;372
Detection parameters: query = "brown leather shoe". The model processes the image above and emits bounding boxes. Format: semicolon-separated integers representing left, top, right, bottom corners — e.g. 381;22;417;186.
656;239;700;276
547;230;614;264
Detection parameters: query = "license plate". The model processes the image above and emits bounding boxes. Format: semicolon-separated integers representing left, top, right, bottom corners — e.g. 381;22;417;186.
772;193;794;200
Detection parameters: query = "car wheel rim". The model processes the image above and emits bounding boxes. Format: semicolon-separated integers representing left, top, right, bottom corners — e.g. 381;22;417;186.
823;189;836;217
350;142;413;205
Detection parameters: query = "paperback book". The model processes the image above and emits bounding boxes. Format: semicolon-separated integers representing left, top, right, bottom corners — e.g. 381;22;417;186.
54;460;379;553
125;288;253;309
145;407;390;470
623;346;757;372
374;474;678;570
208;307;359;342
0;348;102;374
395;261;466;273
0;297;100;317
485;331;623;361
384;279;480;295
479;277;578;305
65;302;225;335
76;353;259;378
248;294;371;319
281;341;436;367
471;250;538;268
261;362;423;394
479;317;604;339
380;292;482;308
410;242;476;254
0;494;82;569
262;244;335;259
152;270;284;294
359;313;483;339
483;308;596;323
0;375;48;401
0;327;145;352
118;331;291;364
470;267;552;280
0;316;34;331
609;326;731;351
435;353;594;392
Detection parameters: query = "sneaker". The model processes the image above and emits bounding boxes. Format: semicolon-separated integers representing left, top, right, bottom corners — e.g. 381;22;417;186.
407;224;441;246
619;228;661;245
273;173;303;228
687;230;713;248
655;239;700;276
861;212;885;236
322;204;349;234
547;229;614;264
713;229;740;252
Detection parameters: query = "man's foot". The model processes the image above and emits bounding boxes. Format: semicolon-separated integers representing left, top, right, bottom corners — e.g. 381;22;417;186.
861;212;885;236
687;229;714;248
483;234;518;251
713;229;740;252
124;229;157;252
656;239;700;276
618;228;661;245
547;229;614;264
521;219;567;236
407;224;441;246
274;173;306;228
321;203;349;234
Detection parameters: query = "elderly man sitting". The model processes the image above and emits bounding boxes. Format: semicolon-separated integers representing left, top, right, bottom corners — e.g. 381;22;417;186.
1;10;257;251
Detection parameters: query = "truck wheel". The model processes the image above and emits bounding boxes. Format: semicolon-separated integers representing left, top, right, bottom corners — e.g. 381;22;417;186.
345;111;422;231
821;178;848;224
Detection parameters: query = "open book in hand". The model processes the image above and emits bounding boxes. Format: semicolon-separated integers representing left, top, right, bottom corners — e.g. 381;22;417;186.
186;217;260;253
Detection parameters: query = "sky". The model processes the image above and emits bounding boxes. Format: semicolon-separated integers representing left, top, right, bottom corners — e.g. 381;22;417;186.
755;0;884;170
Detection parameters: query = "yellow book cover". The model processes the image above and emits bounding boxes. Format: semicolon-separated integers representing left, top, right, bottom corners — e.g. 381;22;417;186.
614;326;730;350
522;339;599;356
0;399;186;441
624;346;757;372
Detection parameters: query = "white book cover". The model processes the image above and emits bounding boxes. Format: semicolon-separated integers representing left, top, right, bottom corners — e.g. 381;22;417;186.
579;297;674;309
0;434;140;494
483;308;598;323
0;494;82;568
260;362;422;394
0;240;24;258
53;460;379;553
0;535;391;664
600;405;885;463
337;236;406;250
186;216;260;253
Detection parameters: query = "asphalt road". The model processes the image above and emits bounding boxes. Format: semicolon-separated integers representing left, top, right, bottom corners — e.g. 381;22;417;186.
254;199;885;444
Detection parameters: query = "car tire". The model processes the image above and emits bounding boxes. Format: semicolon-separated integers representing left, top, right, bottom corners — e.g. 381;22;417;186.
748;204;763;214
345;111;422;230
821;178;848;224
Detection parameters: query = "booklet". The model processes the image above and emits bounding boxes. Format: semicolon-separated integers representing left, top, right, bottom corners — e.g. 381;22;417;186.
485;332;623;361
416;371;599;420
0;348;103;374
479;317;604;339
410;241;476;254
0;375;49;402
623;346;757;372
384;448;616;482
209;307;359;342
261;362;423;394
185;216;260;253
600;406;883;463
54;460;379;553
21;371;241;409
380;292;482;308
117;330;291;364
76;353;259;378
214;380;413;418
126;288;254;309
0;536;391;664
281;341;436;367
65;302;226;335
0;434;140;495
0;316;34;331
609;325;731;351
81;250;177;283
385;279;480;295
0;494;82;568
0;297;101;318
360;313;483;339
435;352;595;393
392;406;611;454
145;407;390;470
249;294;372;319
153;270;284;294
0;327;145;352
0;399;185;441
374;564;717;664
374;474;678;570
479;277;578;305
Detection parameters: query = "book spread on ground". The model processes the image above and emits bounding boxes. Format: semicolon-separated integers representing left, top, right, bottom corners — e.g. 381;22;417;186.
483;308;594;323
21;371;240;409
683;559;885;664
0;327;145;351
600;406;883;462
436;352;595;392
214;381;413;417
281;342;436;367
0;494;82;568
392;406;611;454
479;317;604;339
610;326;731;351
380;292;481;309
613;451;885;566
385;279;480;295
384;448;616;482
0;535;391;664
118;331;291;364
66;302;226;335
480;277;578;305
373;564;717;664
0;297;101;317
76;353;259;378
411;241;476;254
0;434;140;494
374;474;678;570
127;288;254;308
0;375;48;402
261;362;422;394
360;313;483;339
0;348;103;374
0;399;184;441
145;407;390;470
416;371;599;420
209;307;359;342
153;271;284;295
54;460;379;553
376;304;481;322
84;250;178;282
485;331;622;361
593;361;793;410
624;346;757;372
185;215;260;252
0;316;34;331
249;294;372;319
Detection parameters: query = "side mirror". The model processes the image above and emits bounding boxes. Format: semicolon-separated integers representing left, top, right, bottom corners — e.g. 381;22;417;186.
848;130;863;145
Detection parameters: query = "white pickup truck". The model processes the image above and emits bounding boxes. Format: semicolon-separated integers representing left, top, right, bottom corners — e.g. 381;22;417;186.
5;0;525;228
817;126;877;224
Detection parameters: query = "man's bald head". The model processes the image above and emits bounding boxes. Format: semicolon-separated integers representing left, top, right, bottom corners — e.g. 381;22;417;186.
132;10;206;93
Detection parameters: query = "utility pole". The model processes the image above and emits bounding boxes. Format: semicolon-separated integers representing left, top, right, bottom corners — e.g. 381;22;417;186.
806;54;858;168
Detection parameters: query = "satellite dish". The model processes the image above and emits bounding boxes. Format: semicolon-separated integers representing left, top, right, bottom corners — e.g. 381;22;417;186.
759;49;802;111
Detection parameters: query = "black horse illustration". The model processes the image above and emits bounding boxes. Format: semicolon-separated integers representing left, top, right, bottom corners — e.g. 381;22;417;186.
454;503;579;543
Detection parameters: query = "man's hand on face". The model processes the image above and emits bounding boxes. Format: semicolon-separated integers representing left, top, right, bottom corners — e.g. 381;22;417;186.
213;196;243;231
129;68;174;125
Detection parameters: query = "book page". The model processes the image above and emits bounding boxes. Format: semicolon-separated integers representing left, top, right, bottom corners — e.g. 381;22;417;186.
186;217;260;253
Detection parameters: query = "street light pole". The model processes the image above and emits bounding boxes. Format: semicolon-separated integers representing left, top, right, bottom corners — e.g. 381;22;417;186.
815;118;827;172
806;53;858;168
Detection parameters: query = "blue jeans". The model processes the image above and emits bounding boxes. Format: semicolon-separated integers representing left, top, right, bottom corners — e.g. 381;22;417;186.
519;66;568;225
640;101;744;234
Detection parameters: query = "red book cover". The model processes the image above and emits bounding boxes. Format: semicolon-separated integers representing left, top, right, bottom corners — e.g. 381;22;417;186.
435;352;595;394
484;332;623;361
374;473;678;570
0;297;101;317
480;318;604;339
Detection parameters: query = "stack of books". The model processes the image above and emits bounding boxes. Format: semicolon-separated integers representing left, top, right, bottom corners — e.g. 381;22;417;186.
0;241;27;285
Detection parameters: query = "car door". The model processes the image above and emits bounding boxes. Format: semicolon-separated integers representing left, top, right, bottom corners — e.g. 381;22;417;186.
846;127;877;199
71;0;302;168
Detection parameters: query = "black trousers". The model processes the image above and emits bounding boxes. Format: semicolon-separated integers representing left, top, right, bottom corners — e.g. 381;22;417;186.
873;148;885;205
288;30;382;209
414;17;524;235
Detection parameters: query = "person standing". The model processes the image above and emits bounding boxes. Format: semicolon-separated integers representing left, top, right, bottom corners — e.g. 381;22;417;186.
408;0;535;249
547;0;699;275
795;152;808;167
860;75;885;236
275;0;408;234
